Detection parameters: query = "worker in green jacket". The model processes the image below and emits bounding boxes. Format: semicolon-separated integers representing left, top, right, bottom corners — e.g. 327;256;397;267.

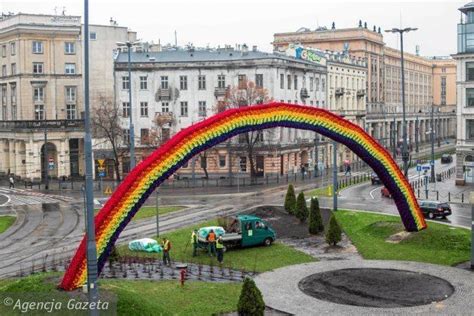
216;236;224;264
191;229;198;257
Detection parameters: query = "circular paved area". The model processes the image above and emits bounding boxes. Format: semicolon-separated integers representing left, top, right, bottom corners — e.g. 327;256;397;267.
254;259;474;315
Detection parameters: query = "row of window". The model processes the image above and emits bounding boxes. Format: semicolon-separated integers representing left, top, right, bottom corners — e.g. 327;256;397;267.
32;104;77;120
121;74;265;91
122;100;206;118
1;42;16;57
0;62;77;76
279;74;326;91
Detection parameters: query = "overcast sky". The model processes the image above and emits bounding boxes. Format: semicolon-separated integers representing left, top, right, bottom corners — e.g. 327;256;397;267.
1;0;466;56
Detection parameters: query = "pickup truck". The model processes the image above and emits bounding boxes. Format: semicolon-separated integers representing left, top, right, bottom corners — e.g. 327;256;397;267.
198;215;276;250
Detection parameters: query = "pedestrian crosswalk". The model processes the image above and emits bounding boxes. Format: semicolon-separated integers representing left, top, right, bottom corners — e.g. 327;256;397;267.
0;187;76;206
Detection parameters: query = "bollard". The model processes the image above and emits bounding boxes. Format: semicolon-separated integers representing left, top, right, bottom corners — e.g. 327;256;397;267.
448;192;451;202
425;189;428;199
462;193;464;203
417;189;420;198
436;191;439;200
266;175;269;185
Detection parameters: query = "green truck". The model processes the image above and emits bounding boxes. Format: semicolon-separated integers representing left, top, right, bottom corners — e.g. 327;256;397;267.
198;215;276;250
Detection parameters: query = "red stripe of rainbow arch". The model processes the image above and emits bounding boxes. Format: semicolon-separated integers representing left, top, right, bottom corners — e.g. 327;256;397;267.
60;102;426;290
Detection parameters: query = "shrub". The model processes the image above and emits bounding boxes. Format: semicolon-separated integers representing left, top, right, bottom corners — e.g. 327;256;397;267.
325;214;342;246
237;277;265;316
284;184;296;215
295;192;308;222
309;198;324;234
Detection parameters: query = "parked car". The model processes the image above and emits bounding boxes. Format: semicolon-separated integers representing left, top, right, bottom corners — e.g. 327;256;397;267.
381;187;391;198
418;200;452;219
440;154;453;164
371;173;382;185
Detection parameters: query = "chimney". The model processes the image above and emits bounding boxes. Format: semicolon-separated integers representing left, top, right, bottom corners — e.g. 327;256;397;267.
242;44;248;56
252;45;257;52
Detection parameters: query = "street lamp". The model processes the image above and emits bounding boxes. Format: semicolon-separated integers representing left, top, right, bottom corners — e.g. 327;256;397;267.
116;40;141;170
35;107;49;190
385;27;418;178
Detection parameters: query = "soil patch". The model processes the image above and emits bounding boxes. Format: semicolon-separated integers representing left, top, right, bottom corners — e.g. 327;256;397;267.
386;231;413;244
298;268;454;308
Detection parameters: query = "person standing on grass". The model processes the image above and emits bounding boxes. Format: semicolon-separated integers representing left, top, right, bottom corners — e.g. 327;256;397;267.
9;176;14;189
191;229;198;257
162;237;171;266
216;236;224;264
207;229;216;256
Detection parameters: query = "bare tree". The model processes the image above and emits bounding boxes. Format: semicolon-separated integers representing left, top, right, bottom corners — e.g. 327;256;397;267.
221;80;272;181
91;98;126;181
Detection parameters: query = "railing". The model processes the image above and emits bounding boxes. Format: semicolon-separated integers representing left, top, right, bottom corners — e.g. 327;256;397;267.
0;119;84;131
214;87;227;97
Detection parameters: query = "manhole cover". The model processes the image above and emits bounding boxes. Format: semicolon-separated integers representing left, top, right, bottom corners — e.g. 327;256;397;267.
298;268;454;308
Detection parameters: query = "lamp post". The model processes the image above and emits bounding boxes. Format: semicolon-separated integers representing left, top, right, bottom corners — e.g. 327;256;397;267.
332;140;338;212
314;134;319;178
385;27;418;178
155;189;160;237
83;0;99;309
116;40;141;170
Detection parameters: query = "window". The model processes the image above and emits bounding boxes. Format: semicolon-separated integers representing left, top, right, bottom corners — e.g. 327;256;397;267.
219;155;226;168
66;104;76;120
10;42;15;56
32;41;43;54
10;83;16;106
1;65;6;76
239;157;247;172
179;76;187;90
140;102;148;117
65;86;76;103
1;85;6;106
442;67;446;73
287;74;291;89
294;75;298;90
315;78;320;91
198;75;206;90
11;63;16;75
161;76;169;89
1;45;6;57
122;102;130;117
321;78;326;90
65;63;76;74
309;77;314;91
162;102;169;112
467;62;474;81
33;62;43;74
280;74;284;89
122;76;129;90
90;32;97;40
200;156;207;169
218;75;226;88
123;129;130;144
467;88;474;106
468;120;474;140
198;101;206;116
140;128;149;144
33;87;44;102
180;101;188;117
34;104;44;120
64;42;75;54
140;76;148;90
255;74;263;88
238;74;247;89
441;77;446;106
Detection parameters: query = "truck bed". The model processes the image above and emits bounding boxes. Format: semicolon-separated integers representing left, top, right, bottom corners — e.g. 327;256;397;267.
198;233;242;243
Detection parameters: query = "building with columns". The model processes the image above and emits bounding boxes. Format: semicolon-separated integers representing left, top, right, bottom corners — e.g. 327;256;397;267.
112;46;327;179
273;24;456;163
0;13;136;181
453;2;474;185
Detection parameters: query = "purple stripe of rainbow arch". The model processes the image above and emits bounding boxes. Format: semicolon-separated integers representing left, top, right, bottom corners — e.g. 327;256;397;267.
60;102;426;290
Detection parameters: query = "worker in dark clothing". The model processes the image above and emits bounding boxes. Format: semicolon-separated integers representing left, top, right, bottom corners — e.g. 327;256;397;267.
162;237;171;266
216;236;224;264
191;229;198;257
207;229;216;256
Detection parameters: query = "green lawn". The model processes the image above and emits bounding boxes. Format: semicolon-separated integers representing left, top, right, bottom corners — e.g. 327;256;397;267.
95;206;186;221
0;215;15;234
306;185;333;197
335;210;471;266
0;273;241;316
117;219;315;273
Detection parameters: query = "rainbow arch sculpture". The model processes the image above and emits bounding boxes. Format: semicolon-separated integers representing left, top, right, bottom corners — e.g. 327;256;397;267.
60;102;426;290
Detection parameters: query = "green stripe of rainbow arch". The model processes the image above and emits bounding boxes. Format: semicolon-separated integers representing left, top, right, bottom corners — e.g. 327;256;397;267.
60;102;426;290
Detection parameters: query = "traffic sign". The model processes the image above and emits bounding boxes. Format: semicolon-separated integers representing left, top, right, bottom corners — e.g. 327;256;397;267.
98;171;105;177
422;165;430;171
97;159;105;169
48;157;55;170
416;164;421;172
104;186;113;195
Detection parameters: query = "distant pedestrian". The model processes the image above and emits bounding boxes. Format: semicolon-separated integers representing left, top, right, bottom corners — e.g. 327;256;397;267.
9;176;14;189
162;237;171;266
207;229;216;256
345;165;351;177
191;229;198;257
216;236;224;264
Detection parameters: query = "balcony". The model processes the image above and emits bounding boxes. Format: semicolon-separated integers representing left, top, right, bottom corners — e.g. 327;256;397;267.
335;87;345;96
300;88;309;99
357;89;366;98
214;87;227;97
154;112;175;127
0;119;84;132
155;88;171;101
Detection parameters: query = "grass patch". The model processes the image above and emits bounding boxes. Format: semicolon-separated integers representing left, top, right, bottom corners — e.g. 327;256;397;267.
95;206;185;221
117;219;314;272
336;210;471;266
0;215;15;234
306;185;333;197
0;273;241;316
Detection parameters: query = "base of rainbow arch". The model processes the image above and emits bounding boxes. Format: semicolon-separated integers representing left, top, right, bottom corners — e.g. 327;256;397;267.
60;102;427;291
